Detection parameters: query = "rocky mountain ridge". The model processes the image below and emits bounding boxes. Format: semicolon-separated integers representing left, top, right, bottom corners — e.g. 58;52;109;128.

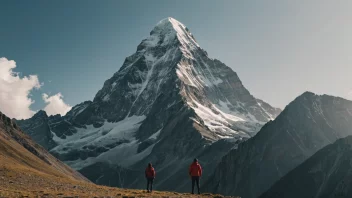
260;135;352;198
204;92;352;198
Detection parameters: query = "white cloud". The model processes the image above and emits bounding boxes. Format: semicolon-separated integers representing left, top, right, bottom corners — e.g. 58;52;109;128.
42;93;72;116
0;57;41;119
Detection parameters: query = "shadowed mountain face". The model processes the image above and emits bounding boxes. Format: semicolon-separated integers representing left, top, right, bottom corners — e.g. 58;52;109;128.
204;92;352;198
14;110;57;150
260;136;352;198
15;17;280;191
0;111;88;183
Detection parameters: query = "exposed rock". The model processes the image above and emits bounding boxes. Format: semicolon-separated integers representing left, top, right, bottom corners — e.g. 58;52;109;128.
260;136;352;198
205;92;352;198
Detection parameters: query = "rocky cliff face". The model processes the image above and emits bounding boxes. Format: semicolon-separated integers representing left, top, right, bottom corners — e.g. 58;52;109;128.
260;135;352;198
15;110;56;150
15;17;280;191
204;92;352;198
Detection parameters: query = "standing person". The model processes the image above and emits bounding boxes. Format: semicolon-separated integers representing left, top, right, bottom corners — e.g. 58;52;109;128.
189;158;202;194
145;163;156;193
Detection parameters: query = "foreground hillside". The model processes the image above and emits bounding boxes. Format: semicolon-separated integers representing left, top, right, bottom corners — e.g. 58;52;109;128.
1;175;234;198
0;111;236;197
0;111;87;181
0;169;235;198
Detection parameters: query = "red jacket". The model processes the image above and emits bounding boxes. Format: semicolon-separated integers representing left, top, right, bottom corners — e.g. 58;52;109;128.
145;166;156;178
189;162;202;177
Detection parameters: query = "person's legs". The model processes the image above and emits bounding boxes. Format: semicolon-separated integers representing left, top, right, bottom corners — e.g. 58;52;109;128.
196;177;200;194
150;178;154;192
191;176;196;194
147;178;150;192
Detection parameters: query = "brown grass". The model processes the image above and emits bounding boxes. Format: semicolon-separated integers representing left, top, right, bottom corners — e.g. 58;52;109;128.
0;171;234;198
0;163;236;197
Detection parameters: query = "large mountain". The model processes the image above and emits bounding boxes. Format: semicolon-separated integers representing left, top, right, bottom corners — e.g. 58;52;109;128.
204;92;352;198
260;135;352;198
16;17;280;191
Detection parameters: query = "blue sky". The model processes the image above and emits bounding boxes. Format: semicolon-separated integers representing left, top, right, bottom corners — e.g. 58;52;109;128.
1;0;351;118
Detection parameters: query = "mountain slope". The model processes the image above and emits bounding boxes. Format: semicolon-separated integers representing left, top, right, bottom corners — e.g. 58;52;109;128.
16;17;280;191
0;111;87;182
204;92;352;198
260;135;352;198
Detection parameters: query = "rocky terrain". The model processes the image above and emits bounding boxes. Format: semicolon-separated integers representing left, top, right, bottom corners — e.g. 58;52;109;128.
204;92;352;198
260;135;352;198
16;17;280;191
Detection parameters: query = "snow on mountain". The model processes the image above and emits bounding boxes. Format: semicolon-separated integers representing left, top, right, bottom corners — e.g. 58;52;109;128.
16;17;281;192
51;115;146;169
93;17;279;140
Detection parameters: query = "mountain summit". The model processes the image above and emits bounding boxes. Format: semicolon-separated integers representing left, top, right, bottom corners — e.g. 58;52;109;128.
16;18;280;191
144;17;200;51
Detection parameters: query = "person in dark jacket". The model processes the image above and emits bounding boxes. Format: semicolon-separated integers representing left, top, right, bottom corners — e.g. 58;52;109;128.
145;163;156;193
189;158;202;194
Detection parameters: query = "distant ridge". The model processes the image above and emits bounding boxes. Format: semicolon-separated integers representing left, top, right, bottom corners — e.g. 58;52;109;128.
205;92;352;198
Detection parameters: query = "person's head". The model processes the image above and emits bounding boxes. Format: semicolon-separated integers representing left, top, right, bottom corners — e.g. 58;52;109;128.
193;158;198;163
148;163;152;167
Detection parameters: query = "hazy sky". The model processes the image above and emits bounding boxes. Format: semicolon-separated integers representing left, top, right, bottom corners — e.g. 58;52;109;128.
1;0;351;118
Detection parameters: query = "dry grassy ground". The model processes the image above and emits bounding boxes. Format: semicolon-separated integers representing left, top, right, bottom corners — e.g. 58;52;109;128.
0;165;235;198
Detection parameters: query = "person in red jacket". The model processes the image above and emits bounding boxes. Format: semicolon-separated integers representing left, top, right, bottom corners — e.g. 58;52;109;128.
145;163;156;193
189;158;202;194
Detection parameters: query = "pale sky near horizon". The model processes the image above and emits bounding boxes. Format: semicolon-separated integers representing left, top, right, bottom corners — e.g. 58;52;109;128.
0;0;351;119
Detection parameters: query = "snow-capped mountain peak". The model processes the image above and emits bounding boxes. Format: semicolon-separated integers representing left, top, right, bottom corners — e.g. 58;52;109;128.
137;17;199;64
16;18;281;192
92;17;280;140
82;18;282;141
148;17;199;49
